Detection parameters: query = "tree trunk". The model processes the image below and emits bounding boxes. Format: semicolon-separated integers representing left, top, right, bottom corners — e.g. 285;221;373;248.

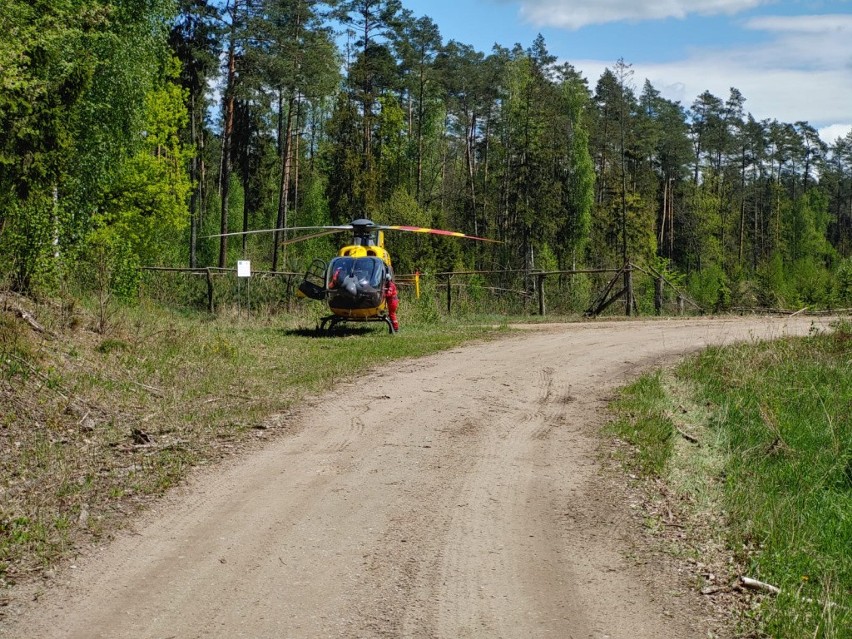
272;93;295;271
416;62;426;204
190;94;198;268
669;180;674;258
218;5;238;269
466;112;478;236
660;175;668;252
738;146;747;264
241;163;250;254
293;94;302;218
199;129;206;253
624;264;633;317
483;114;490;230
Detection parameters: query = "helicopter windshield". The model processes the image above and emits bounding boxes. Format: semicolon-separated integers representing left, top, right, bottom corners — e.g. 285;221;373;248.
327;256;385;289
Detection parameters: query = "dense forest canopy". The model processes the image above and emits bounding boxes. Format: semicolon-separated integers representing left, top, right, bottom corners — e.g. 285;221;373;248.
2;0;851;310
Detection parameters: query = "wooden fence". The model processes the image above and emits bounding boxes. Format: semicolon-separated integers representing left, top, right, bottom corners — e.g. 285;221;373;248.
140;262;702;318
140;266;300;313
436;263;702;317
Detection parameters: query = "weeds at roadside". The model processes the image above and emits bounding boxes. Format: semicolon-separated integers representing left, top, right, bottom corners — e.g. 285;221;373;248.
609;321;852;638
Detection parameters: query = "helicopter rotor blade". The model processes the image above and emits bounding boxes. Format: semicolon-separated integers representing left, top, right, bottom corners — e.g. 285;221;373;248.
277;229;344;246
204;225;351;239
380;225;501;243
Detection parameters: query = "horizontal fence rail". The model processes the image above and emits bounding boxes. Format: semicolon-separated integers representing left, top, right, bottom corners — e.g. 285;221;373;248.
142;262;852;319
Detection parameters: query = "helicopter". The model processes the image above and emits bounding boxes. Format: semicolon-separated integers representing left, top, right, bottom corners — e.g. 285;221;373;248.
211;218;497;333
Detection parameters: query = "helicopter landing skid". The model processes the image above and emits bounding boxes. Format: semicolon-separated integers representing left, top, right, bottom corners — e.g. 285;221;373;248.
319;314;396;335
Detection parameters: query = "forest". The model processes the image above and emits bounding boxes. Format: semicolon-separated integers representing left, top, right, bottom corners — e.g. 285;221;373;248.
3;0;852;313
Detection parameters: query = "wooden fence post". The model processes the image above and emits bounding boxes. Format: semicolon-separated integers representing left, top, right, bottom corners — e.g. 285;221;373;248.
654;276;664;315
677;294;685;316
625;263;634;317
446;273;453;315
206;268;214;313
537;273;546;316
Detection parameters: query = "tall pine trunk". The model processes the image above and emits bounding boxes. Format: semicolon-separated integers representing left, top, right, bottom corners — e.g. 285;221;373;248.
293;94;302;217
218;3;238;269
190;95;199;268
272;93;295;271
466;113;478;236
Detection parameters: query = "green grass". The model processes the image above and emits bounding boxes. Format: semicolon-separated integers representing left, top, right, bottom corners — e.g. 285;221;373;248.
0;295;509;584
610;322;852;638
609;372;675;476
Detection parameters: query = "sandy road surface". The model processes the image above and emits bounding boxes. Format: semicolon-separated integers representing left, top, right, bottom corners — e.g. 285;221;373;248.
2;316;835;639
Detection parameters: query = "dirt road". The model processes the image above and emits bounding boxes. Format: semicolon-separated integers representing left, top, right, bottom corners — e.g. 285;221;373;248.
2;317;834;639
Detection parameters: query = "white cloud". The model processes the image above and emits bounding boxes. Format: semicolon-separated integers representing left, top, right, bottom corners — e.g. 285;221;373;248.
569;13;852;143
739;14;852;70
745;14;852;34
819;124;852;145
516;0;768;29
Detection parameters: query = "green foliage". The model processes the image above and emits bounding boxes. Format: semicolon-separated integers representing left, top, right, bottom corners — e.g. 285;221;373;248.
756;253;788;307
625;192;658;263
376;188;434;274
652;256;686;288
787;257;831;306
0;0;182;293
1;194;58;293
564;272;592;313
287;176;337;269
688;264;730;311
535;243;558;272
0;0;104;291
755;253;833;309
785;189;833;263
376;94;407;198
66;0;177;233
832;257;852;306
0;1;102;191
323;93;365;220
563;117;594;263
591;192;657;266
91;72;191;267
404;273;441;324
691;182;724;269
80;229;141;300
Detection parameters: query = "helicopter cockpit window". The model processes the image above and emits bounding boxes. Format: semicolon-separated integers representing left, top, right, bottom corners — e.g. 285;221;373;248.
327;257;385;289
328;258;350;289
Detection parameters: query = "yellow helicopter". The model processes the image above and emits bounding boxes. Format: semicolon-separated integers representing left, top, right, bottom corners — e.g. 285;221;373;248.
213;218;497;333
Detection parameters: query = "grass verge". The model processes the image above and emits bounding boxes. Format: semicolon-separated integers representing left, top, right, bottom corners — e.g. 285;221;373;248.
0;293;507;590
609;321;851;638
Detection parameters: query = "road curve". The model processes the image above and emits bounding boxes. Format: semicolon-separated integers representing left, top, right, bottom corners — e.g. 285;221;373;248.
1;316;834;639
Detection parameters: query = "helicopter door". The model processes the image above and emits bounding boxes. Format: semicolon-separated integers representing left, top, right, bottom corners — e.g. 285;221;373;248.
297;258;327;300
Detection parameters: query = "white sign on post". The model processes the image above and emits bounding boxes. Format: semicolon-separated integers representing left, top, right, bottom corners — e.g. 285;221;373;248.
237;260;251;278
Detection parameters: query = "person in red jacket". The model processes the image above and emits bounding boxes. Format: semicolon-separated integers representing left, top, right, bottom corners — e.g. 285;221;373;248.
386;277;399;332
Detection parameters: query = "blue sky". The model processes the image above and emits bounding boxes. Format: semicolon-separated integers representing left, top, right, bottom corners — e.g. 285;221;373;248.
401;0;852;144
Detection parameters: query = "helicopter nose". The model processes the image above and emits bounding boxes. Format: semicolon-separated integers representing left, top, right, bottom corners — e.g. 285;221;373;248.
343;277;358;297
